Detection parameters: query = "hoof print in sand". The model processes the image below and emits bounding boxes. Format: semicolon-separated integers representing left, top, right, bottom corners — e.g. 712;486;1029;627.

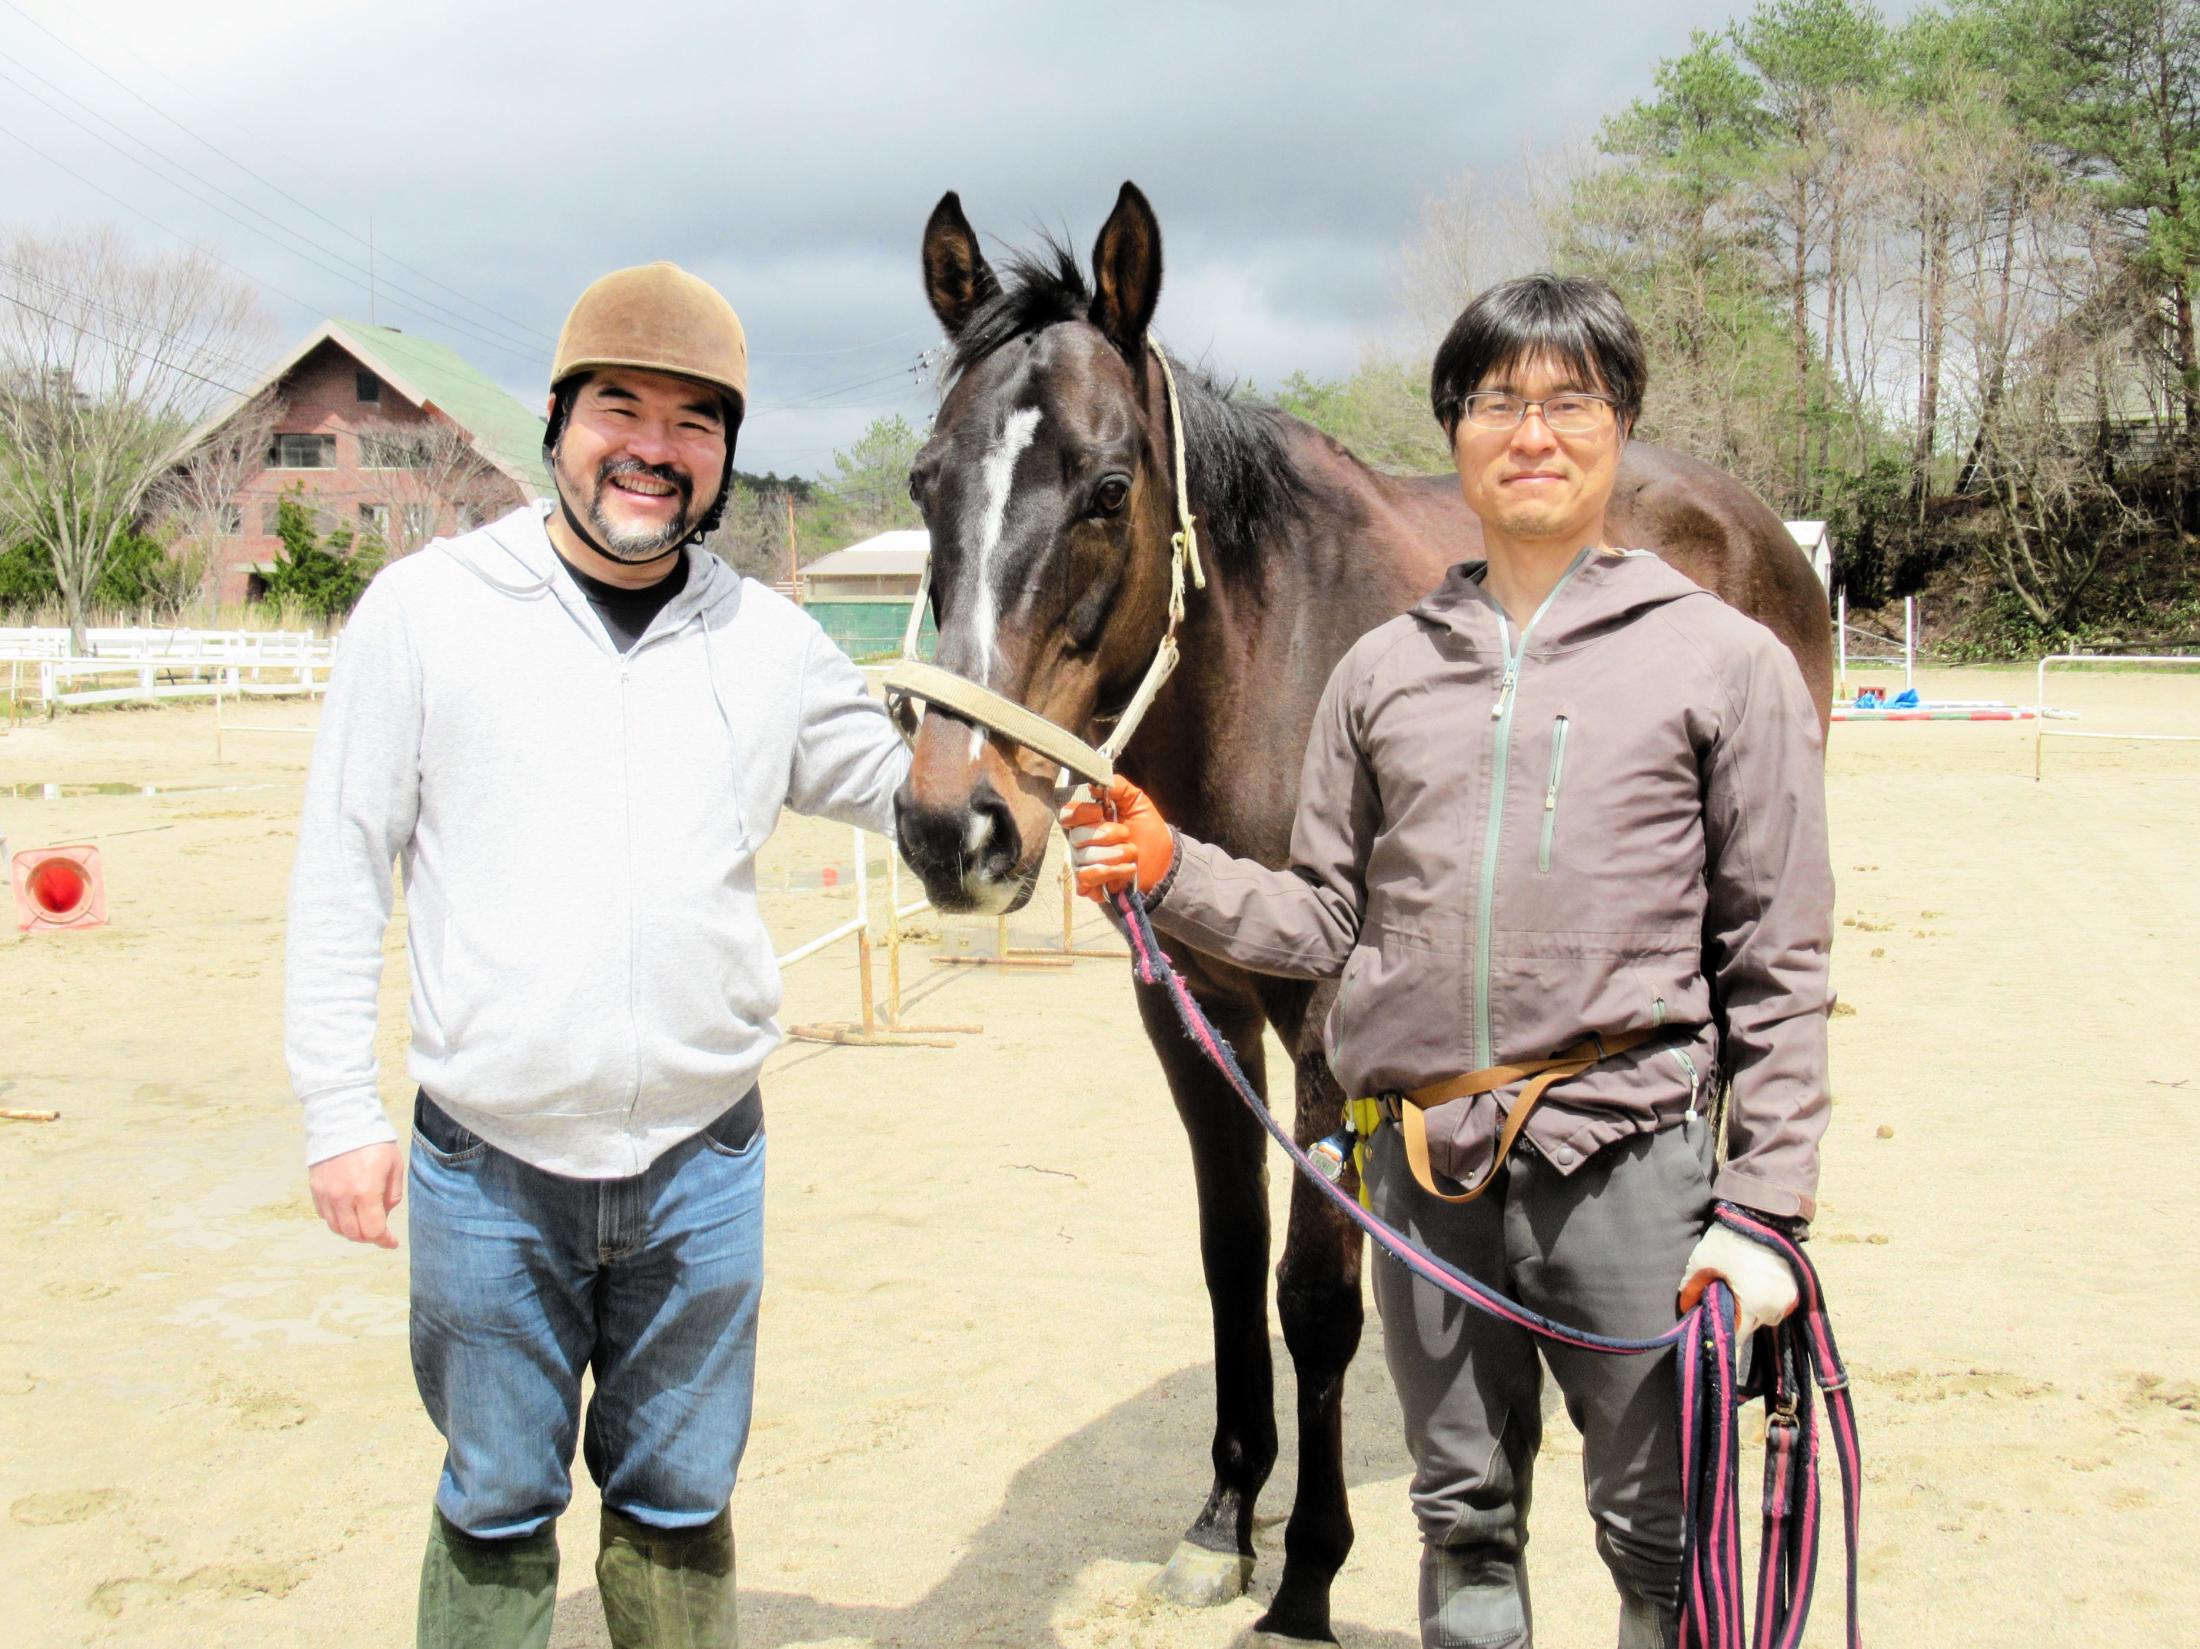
12;1487;126;1526
87;1561;307;1619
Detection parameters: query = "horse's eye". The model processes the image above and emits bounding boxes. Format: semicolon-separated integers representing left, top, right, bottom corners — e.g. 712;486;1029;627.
1092;475;1131;517
907;472;925;505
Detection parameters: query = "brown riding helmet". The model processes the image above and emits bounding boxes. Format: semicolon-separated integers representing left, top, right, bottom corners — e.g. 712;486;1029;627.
550;261;748;418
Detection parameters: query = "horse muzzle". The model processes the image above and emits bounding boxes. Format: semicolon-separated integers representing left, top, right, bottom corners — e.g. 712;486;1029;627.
893;775;1036;913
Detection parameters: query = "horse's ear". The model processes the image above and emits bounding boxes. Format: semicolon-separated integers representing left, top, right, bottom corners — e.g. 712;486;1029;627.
1089;181;1162;359
922;191;998;340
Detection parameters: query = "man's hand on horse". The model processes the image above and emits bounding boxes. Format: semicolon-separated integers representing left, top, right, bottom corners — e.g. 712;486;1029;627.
1678;1218;1799;1341
308;1141;405;1249
1060;778;1175;900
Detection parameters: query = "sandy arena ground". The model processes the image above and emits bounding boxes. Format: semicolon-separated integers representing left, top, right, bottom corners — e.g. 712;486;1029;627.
2;664;2196;1647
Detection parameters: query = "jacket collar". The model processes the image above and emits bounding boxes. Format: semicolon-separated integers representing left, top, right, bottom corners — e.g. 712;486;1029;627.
1410;547;1699;651
476;502;739;648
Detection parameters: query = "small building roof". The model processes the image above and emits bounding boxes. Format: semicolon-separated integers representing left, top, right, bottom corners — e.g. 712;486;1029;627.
334;321;551;493
166;319;552;496
803;529;930;581
1785;520;1829;550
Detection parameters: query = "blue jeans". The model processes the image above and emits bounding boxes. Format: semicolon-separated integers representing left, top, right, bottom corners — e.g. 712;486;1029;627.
408;1089;766;1540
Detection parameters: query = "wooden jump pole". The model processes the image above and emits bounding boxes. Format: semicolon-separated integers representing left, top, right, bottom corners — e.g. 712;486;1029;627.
1003;863;1129;963
785;829;978;1047
879;849;980;1035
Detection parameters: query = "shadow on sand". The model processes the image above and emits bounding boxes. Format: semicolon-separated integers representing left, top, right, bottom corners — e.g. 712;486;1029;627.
549;1347;1421;1647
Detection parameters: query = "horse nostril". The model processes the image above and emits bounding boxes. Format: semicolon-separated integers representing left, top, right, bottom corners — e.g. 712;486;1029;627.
893;783;1021;890
965;786;1019;877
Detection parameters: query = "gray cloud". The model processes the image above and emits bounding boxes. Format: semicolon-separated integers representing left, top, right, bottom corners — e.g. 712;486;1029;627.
3;0;1925;474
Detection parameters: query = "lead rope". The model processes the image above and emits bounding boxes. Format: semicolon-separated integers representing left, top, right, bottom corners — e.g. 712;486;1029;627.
1110;886;1863;1649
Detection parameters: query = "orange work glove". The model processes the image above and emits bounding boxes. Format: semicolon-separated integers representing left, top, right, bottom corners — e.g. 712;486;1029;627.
1058;777;1175;900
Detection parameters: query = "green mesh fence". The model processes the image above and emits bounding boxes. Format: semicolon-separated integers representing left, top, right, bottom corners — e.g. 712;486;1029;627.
806;600;936;664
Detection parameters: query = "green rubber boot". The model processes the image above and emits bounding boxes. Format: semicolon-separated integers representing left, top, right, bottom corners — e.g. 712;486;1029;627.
416;1508;559;1649
596;1505;737;1649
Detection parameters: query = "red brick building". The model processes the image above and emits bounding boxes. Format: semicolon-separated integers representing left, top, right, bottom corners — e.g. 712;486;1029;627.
172;320;551;605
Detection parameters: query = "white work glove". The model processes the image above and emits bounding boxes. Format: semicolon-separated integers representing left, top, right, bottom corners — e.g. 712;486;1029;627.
1678;1222;1799;1342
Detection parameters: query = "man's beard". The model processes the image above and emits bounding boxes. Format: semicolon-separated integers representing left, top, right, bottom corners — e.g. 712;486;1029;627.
575;454;704;561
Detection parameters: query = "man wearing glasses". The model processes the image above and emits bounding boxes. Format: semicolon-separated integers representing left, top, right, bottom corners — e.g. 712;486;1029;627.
1066;275;1832;1647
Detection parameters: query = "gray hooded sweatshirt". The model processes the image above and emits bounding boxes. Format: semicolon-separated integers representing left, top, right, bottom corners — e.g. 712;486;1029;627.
1152;548;1833;1221
283;504;909;1177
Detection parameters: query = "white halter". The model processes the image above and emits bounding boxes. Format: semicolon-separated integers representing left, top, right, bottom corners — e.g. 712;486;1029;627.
882;344;1205;789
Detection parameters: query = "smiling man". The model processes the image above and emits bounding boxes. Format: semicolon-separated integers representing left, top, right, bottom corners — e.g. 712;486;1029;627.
285;262;910;1648
1066;275;1832;1648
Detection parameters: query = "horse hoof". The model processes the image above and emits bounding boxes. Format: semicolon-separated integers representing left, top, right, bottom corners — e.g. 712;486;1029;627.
1148;1540;1254;1607
1240;1632;1336;1648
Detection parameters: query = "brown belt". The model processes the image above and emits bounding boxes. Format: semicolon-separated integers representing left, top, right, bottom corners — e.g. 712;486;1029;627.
1375;1027;1659;1205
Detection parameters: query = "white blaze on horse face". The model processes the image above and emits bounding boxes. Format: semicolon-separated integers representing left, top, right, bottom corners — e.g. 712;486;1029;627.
967;406;1042;758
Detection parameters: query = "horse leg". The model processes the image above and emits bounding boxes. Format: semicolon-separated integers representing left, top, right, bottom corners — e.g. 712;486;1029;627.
1135;976;1279;1609
1251;1029;1364;1647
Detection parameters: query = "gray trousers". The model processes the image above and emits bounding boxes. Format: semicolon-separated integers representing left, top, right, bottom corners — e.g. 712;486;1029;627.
1366;1119;1714;1649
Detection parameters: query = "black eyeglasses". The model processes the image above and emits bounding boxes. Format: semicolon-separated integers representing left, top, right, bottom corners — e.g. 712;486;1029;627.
1458;392;1616;435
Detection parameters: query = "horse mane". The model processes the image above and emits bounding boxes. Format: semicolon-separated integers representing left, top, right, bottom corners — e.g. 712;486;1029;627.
945;235;1308;569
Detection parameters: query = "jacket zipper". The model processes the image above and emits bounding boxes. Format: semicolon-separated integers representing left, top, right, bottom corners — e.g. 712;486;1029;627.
1668;1046;1702;1122
1474;550;1593;1068
619;661;645;1137
1537;715;1570;873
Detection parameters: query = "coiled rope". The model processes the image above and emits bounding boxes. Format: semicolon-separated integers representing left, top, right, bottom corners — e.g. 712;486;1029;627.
1112;886;1863;1649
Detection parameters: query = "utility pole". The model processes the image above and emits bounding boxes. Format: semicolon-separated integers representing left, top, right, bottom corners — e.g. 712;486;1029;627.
368;215;376;325
784;491;799;600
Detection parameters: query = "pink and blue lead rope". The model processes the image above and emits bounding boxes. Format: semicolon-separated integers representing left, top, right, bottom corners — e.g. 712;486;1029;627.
1112;887;1863;1649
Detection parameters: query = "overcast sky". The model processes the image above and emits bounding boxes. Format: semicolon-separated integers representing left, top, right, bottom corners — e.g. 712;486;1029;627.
3;0;1919;478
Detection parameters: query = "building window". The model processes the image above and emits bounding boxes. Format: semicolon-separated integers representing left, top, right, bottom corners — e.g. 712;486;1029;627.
359;503;391;540
403;504;435;543
359;433;429;469
356;370;381;404
217;503;244;535
269;433;336;469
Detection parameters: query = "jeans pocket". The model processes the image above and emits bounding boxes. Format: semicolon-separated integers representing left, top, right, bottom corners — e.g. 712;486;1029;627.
700;1086;765;1158
412;1091;489;1168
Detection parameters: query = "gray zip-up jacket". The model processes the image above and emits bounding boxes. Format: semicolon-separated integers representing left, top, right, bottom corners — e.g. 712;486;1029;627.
284;504;910;1177
1151;549;1833;1221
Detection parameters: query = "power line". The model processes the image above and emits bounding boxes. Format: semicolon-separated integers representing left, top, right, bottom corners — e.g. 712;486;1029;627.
0;117;334;324
0;0;553;347
750;324;930;360
0;255;279;384
0;7;975;396
0;8;965;396
749;361;928;415
0;45;546;358
0;287;253;398
0;58;544;367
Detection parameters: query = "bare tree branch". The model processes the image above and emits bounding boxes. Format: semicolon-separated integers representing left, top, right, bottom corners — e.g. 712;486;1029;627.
0;226;272;650
353;416;505;557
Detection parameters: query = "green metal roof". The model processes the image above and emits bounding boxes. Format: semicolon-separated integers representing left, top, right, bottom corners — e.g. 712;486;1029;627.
332;319;550;495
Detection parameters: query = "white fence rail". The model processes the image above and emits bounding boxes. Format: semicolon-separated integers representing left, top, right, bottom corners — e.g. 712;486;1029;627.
772;825;965;1047
35;651;333;713
1835;593;1915;690
0;625;324;662
2034;654;2200;779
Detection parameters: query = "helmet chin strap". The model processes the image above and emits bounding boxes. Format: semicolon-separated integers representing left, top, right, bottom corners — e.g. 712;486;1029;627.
542;392;737;563
550;462;682;568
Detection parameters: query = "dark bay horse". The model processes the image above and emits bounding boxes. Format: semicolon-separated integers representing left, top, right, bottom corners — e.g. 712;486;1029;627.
893;183;1832;1646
